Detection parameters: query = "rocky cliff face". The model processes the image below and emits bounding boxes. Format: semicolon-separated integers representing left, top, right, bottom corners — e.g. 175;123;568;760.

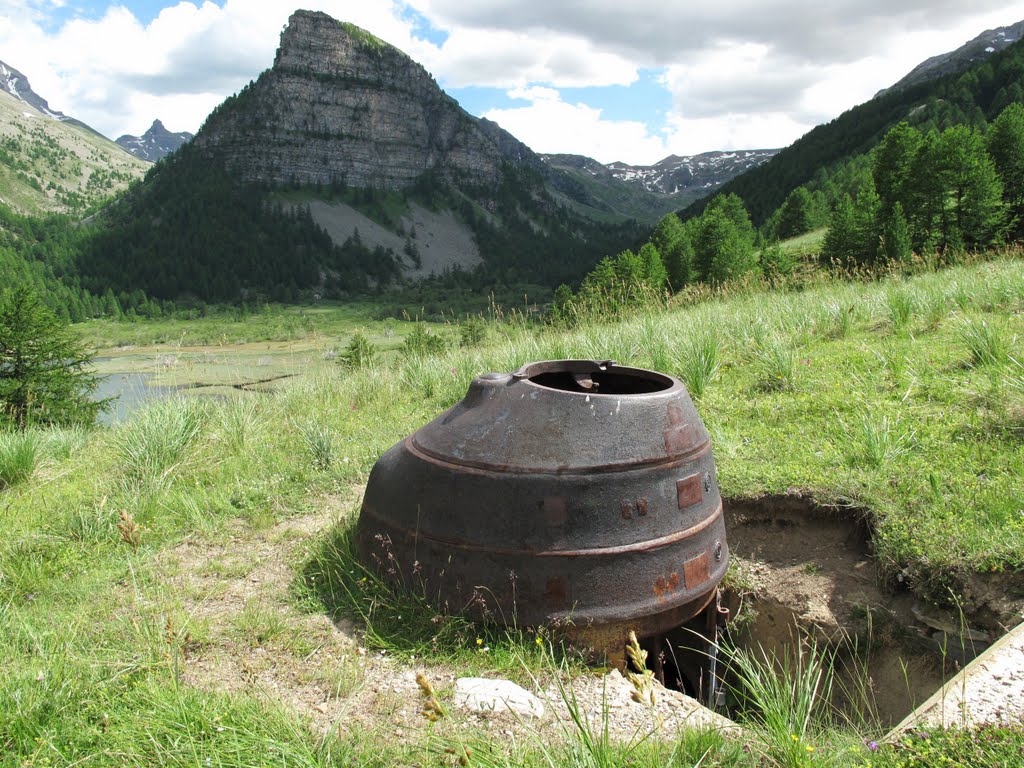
194;10;513;189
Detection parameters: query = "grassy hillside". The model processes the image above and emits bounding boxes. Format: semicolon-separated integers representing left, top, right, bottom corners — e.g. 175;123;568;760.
1;252;1022;764
0;91;147;215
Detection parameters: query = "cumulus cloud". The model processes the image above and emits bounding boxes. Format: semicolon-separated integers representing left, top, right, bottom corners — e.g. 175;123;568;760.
434;27;636;89
483;86;669;164
2;0;1024;162
411;0;1017;65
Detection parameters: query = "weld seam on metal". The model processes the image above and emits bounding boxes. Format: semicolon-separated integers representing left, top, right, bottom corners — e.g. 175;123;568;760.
406;437;712;476
361;501;723;558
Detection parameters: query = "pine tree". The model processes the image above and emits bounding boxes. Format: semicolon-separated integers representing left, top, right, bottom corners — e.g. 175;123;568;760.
704;193;756;245
873;122;923;213
906;132;946;252
935;124;1005;250
776;187;816;240
0;286;108;429
650;213;693;289
881;202;913;263
638;242;668;291
693;208;757;284
987;103;1024;239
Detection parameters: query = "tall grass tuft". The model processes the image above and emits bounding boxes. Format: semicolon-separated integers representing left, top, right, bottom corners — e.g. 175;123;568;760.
886;287;916;333
38;426;90;462
727;639;835;768
816;302;853;340
751;336;796;392
297;420;334;470
216;396;263;454
0;430;40;490
677;328;720;399
111;397;205;485
849;410;914;469
959;317;1010;368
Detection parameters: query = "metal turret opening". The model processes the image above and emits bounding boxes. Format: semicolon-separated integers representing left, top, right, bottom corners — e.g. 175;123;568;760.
519;360;674;395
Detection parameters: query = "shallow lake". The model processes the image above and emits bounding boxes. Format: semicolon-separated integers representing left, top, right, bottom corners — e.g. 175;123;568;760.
93;372;187;425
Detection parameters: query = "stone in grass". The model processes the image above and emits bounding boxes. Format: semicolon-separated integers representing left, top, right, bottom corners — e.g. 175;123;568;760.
454;677;545;719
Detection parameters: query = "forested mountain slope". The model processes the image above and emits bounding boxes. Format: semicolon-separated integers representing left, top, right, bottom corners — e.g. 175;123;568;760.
682;37;1024;225
71;10;640;303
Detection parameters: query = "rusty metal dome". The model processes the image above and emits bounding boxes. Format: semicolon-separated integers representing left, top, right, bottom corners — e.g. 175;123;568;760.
356;359;728;653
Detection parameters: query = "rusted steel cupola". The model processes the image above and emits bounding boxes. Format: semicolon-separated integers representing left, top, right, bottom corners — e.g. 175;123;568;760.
356;360;729;665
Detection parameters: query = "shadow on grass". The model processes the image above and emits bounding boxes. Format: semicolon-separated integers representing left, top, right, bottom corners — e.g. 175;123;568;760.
298;518;571;677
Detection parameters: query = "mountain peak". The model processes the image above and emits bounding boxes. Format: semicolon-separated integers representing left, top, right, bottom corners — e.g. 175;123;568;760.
115;119;193;162
191;9;518;190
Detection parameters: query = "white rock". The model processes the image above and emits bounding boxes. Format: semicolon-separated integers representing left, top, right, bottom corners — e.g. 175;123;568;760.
453;677;545;719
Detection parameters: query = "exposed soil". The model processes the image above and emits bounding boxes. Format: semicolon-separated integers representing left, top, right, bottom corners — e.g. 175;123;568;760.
722;495;1017;727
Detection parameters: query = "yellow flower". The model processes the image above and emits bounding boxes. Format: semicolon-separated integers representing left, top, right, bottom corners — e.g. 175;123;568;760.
791;734;799;742
475;638;483;646
806;745;815;752
535;636;543;646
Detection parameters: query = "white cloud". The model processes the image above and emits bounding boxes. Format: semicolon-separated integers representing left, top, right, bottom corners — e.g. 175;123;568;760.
484;87;669;165
3;0;1024;160
427;27;637;89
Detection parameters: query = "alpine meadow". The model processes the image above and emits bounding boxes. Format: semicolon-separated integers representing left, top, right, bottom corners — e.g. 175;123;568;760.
2;7;1024;768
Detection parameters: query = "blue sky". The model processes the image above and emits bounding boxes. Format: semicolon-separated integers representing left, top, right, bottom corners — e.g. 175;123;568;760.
3;1;1024;164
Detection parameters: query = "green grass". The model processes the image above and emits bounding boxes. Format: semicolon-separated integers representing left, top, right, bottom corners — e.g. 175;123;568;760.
677;325;721;399
958;316;1012;367
0;430;39;489
110;397;206;486
2;251;1024;765
726;640;836;768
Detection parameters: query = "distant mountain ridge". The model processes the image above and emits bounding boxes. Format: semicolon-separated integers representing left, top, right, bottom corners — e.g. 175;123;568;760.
0;60;70;121
0;59;107;138
540;149;778;223
879;19;1024;95
545;149;779;195
116;120;193;162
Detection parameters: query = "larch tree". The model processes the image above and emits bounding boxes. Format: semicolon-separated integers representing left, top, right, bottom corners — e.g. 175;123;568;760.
0;286;108;430
987;103;1024;239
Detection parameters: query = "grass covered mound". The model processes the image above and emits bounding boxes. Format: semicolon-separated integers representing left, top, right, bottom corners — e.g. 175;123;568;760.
1;252;1022;765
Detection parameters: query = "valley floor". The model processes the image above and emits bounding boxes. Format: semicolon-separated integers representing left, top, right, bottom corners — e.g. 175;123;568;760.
2;253;1024;766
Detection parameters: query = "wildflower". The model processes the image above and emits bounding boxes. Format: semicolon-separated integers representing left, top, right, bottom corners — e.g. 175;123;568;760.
791;734;799;742
535;636;543;646
805;745;814;752
476;637;483;646
866;740;879;752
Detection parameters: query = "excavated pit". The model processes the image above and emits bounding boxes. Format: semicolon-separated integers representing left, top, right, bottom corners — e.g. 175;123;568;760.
719;495;1001;727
